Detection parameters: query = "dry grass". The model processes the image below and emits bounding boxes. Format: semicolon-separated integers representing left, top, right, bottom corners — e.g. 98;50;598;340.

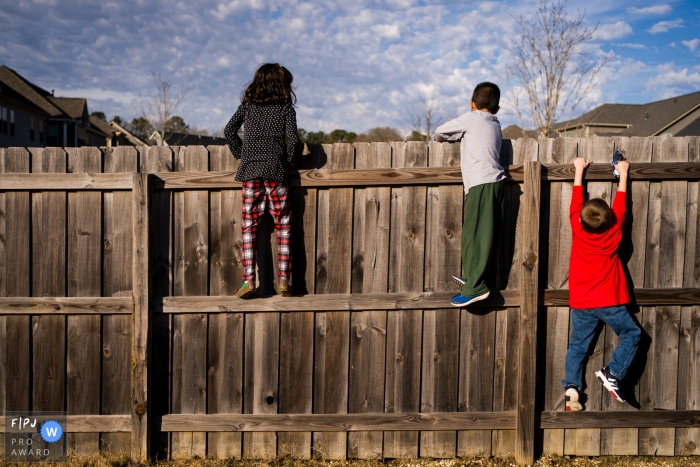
2;453;700;467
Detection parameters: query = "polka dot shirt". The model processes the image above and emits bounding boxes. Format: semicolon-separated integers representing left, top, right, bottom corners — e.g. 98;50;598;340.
224;102;298;182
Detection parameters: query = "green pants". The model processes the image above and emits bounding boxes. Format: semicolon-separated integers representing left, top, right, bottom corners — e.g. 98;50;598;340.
461;180;506;296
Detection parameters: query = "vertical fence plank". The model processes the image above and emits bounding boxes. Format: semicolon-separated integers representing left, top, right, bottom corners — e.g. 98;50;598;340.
563;138;612;456
313;143;353;459
348;142;390;459
515;160;540;465
131;172;151;461
207;145;243;459
420;141;461;458
384;141;426;458
650;137;687;456
31;147;67;413
171;147;209;458
142;146;173;458
66;147;102;455
2;148;31;422
102;146;137;454
243;312;280;459
277;144;317;459
278;311;314;458
491;138;534;456
639;159;662;456
456;136;497;457
540;138;577;456
677;136;700;455
1;147;33;450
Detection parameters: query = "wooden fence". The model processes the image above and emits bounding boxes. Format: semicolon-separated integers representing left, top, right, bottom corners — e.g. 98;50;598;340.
0;138;699;464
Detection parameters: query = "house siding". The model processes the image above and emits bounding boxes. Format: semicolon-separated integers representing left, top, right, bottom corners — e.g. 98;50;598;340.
0;103;45;148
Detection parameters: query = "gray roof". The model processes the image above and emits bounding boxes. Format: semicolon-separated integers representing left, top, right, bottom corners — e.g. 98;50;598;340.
556;90;700;137
49;96;87;119
0;65;63;117
89;115;112;137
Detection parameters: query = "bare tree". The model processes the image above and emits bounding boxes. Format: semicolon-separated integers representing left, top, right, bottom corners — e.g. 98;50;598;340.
404;92;445;142
507;0;610;138
138;70;190;145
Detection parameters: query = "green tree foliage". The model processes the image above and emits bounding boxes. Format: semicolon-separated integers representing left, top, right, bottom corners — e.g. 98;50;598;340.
407;130;427;142
112;115;123;125
90;111;106;121
355;126;404;142
297;128;358;144
127;117;154;140
165;115;189;134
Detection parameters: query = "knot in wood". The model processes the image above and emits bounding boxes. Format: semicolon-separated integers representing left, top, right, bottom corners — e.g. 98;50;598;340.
407;231;415;241
136;405;146;416
522;254;538;270
497;359;503;366
434;353;440;360
429;417;436;423
444;230;452;239
397;353;404;361
103;348;111;357
104;241;111;250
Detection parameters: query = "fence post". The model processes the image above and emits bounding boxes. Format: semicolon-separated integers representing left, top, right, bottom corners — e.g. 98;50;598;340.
131;173;151;460
515;161;541;465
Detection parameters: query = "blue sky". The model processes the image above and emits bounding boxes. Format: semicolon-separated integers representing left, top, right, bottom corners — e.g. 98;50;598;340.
0;0;698;135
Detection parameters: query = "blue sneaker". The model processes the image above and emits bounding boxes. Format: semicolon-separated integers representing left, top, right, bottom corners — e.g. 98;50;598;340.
595;367;625;403
450;291;490;307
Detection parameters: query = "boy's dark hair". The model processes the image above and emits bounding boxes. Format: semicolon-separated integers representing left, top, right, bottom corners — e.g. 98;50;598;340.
471;82;500;113
581;198;612;233
242;63;296;106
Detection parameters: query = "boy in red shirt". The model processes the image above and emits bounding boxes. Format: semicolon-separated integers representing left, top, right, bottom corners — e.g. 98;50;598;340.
563;157;641;411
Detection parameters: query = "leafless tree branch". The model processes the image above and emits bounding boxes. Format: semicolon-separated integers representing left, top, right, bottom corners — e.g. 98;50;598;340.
138;70;190;145
404;92;446;142
506;0;610;138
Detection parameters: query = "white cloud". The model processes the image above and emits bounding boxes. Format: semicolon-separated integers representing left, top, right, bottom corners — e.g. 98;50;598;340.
618;43;647;49
646;63;700;96
648;19;684;34
628;5;672;15
592;21;632;41
682;38;700;52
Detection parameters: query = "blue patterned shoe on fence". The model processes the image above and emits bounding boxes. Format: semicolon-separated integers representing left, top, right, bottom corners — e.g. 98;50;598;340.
450;291;490;307
595;367;625;403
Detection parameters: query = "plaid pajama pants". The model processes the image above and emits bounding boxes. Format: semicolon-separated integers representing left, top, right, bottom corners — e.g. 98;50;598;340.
241;179;292;281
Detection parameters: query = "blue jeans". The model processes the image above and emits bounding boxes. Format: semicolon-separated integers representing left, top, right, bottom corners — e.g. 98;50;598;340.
562;305;641;390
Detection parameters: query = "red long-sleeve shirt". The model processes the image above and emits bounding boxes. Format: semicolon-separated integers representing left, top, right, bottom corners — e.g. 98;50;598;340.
569;185;631;309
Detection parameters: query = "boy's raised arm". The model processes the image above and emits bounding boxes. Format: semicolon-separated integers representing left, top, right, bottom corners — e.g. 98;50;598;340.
616;160;629;193
573;157;591;186
433;115;468;141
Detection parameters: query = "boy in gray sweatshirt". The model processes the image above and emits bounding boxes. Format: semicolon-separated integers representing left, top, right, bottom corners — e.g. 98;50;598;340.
434;82;506;307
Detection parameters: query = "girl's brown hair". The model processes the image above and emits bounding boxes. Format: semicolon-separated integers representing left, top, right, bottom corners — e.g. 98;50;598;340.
241;63;296;106
581;198;612;233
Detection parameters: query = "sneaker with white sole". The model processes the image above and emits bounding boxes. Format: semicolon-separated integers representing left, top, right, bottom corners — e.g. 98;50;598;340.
450;291;490;307
565;385;583;412
595;367;625;403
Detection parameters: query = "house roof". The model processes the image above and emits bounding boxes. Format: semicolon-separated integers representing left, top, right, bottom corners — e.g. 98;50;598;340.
0;65;63;117
555;90;700;137
49;97;87;119
89;115;112;137
109;120;151;146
